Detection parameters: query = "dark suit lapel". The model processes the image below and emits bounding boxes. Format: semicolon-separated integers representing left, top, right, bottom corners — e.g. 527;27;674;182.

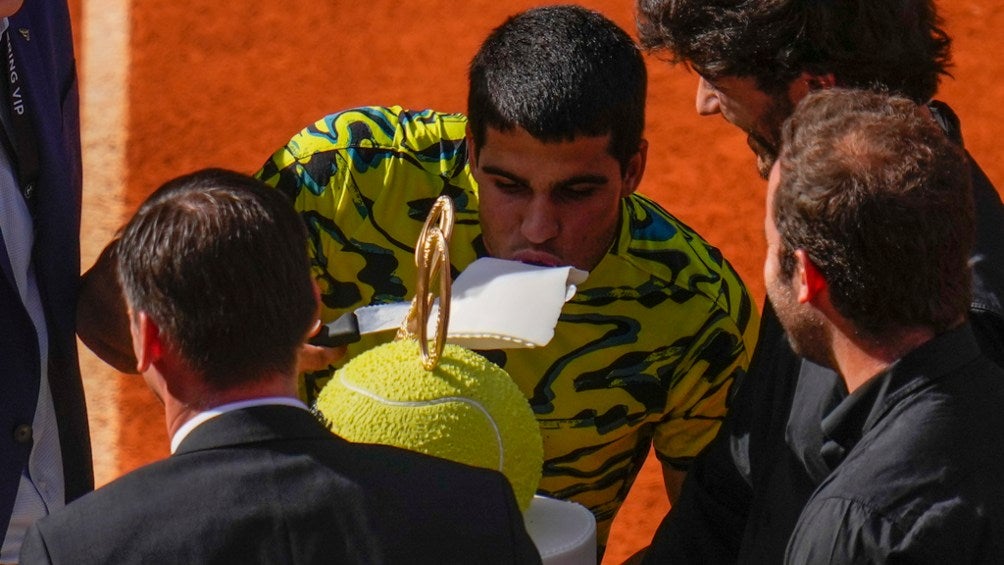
9;11;59;126
174;405;336;455
0;18;26;299
0;230;15;293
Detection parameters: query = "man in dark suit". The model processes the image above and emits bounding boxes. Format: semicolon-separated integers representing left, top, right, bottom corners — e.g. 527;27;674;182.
0;0;91;560
19;169;541;564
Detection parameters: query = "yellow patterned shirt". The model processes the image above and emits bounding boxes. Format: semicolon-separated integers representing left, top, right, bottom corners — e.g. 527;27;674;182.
257;106;759;547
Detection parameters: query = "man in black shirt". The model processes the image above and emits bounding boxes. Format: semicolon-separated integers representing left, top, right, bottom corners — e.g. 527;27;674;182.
767;88;1004;562
635;1;1004;561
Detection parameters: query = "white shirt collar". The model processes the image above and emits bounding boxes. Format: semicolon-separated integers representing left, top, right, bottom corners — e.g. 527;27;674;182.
170;396;309;453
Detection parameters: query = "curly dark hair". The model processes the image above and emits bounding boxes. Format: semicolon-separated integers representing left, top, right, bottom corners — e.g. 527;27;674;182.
636;0;952;101
773;89;973;336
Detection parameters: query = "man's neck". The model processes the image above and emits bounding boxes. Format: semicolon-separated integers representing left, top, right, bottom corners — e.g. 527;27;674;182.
831;326;936;393
162;371;299;440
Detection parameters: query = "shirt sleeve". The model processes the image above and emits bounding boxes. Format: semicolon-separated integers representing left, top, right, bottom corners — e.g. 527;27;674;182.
651;292;758;469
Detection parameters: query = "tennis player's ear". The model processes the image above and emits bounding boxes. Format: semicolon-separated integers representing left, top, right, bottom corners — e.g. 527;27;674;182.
621;139;648;198
465;125;479;167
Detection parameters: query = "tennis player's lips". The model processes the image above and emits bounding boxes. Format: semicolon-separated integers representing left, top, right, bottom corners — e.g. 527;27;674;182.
511;250;563;268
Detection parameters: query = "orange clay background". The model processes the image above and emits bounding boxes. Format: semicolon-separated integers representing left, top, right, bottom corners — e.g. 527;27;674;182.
65;1;1004;562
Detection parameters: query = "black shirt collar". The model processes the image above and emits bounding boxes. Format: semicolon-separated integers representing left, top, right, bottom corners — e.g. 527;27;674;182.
819;324;982;470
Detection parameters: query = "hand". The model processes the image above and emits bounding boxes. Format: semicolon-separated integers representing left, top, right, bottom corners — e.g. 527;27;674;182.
297;320;347;373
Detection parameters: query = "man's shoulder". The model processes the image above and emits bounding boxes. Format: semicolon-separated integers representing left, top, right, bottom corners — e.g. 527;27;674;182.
184;406;515;500
279;106;468;160
802;381;1004;561
27;423;521;558
27;454;181;545
23;449;374;564
822;364;1004;526
606;193;758;327
618;193;743;279
799;451;1004;563
788;491;1002;564
257;106;477;224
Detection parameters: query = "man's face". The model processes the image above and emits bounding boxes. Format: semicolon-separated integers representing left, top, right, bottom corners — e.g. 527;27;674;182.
697;75;796;179
764;163;832;367
470;126;644;272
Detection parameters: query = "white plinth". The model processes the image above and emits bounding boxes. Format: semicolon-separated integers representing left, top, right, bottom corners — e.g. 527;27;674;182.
524;495;597;565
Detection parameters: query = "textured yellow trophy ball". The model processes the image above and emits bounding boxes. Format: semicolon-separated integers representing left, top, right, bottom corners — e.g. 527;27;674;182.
315;339;544;511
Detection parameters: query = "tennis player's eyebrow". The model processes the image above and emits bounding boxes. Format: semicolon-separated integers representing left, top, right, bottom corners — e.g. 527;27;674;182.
481;165;528;185
481;165;608;187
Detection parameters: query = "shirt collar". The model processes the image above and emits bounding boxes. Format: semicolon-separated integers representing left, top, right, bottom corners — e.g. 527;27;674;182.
819;324;981;469
170;396;309;453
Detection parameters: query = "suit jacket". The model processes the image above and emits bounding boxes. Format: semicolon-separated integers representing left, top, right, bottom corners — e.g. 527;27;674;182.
20;405;542;564
0;0;90;532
